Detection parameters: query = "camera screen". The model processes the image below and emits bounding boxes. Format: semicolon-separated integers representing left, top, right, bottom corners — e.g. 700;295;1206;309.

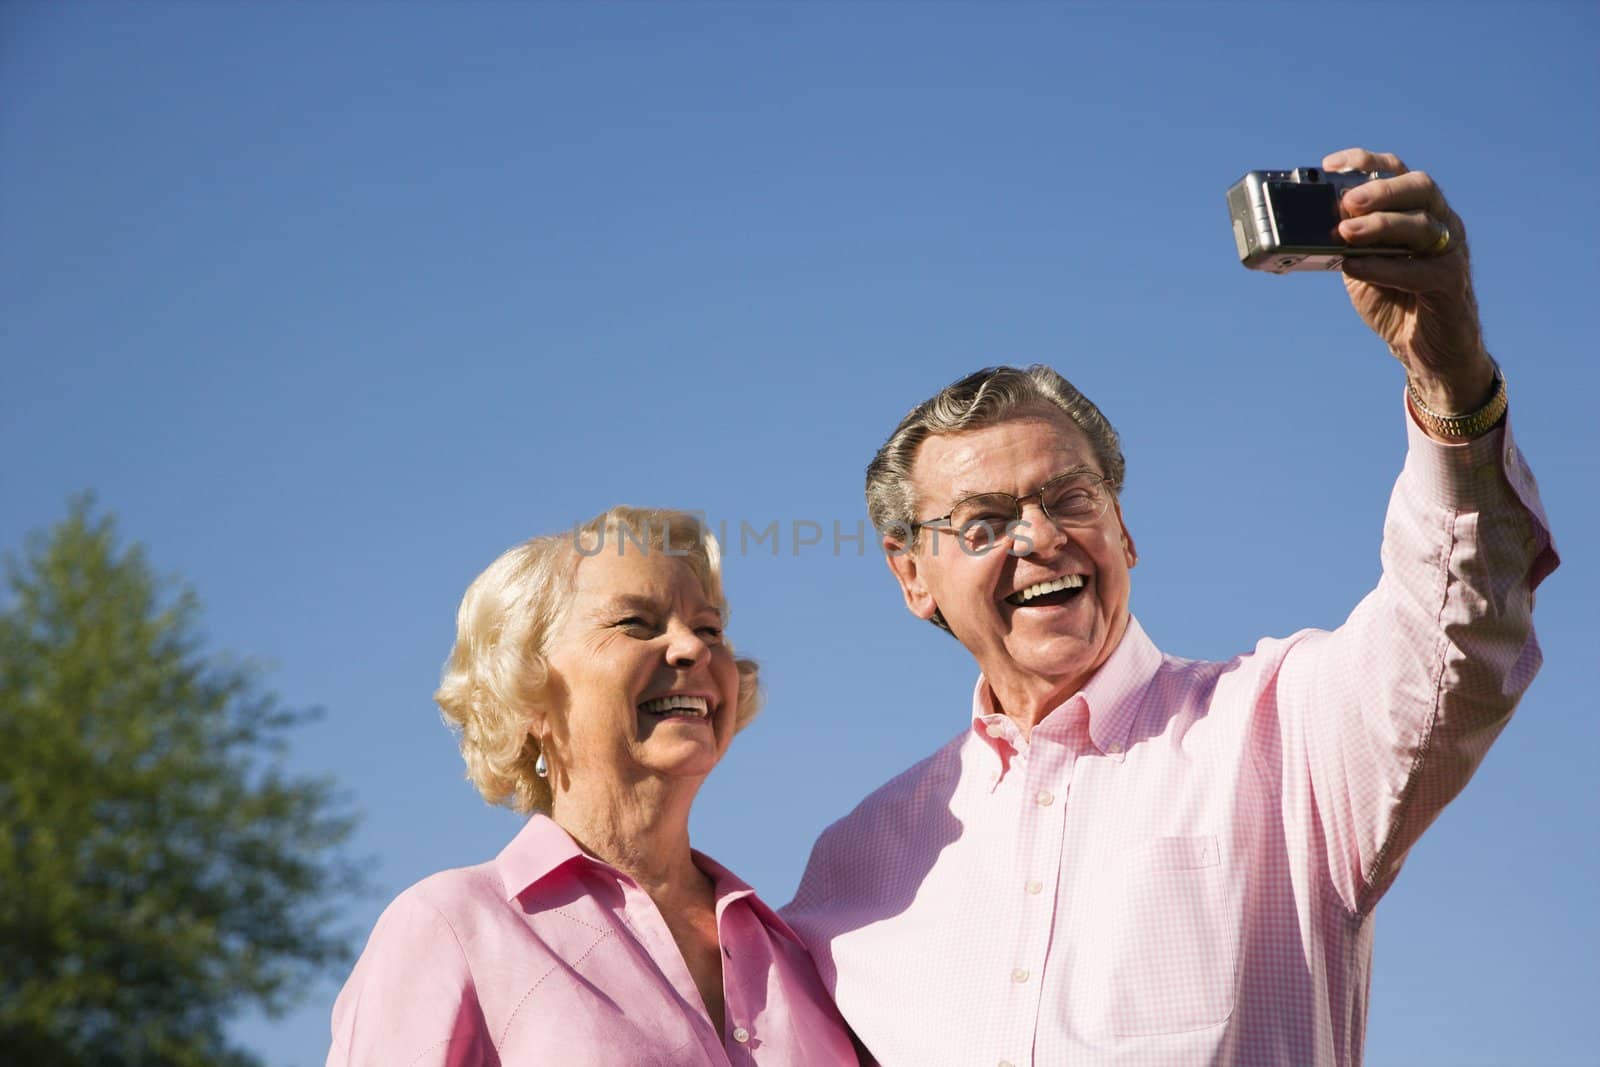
1266;181;1343;248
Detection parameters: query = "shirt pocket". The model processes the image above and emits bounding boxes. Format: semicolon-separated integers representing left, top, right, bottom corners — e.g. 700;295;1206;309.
1103;833;1238;1037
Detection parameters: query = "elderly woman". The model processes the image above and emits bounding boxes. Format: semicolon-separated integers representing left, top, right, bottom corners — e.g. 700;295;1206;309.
327;507;856;1065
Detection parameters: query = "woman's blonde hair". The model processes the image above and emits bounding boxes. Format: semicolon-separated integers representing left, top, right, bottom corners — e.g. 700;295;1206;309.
434;506;761;813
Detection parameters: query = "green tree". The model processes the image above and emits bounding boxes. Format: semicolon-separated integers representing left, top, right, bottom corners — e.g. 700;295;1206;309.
0;498;363;1066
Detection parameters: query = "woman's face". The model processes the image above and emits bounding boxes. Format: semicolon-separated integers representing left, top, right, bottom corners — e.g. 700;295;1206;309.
541;543;740;794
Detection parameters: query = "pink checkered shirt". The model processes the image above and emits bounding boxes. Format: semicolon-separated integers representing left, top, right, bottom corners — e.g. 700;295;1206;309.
783;411;1557;1067
328;814;857;1066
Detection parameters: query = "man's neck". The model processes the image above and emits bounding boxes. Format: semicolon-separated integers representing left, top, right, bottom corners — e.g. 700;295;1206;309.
982;621;1132;739
985;673;1085;739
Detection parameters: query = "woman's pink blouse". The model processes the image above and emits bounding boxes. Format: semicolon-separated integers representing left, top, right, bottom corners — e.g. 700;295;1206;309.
326;814;857;1066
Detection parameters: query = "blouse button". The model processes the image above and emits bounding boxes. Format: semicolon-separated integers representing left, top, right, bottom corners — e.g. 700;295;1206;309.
733;1026;751;1044
1011;967;1030;984
1035;789;1054;807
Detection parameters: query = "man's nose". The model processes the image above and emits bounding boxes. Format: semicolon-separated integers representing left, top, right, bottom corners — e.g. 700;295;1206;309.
1012;501;1072;557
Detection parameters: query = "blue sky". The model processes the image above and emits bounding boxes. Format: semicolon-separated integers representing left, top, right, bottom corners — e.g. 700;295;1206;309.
2;4;1594;1065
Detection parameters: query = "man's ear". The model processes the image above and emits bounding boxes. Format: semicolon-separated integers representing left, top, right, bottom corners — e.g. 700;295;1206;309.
1113;499;1138;568
883;537;939;621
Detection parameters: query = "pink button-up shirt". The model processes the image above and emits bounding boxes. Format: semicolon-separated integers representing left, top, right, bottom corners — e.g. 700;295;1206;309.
783;412;1557;1066
328;814;857;1066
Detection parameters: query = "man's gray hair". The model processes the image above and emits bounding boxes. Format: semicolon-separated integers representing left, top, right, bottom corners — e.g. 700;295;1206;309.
865;364;1126;550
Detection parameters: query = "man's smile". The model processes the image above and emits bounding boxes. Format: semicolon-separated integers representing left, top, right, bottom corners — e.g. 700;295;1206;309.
1004;573;1087;608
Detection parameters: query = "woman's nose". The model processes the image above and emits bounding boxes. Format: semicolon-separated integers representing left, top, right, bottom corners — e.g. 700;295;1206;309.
664;621;709;667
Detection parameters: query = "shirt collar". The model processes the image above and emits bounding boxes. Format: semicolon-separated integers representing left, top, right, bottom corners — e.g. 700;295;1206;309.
494;813;590;901
1077;615;1161;760
968;614;1161;772
692;849;807;948
493;813;805;948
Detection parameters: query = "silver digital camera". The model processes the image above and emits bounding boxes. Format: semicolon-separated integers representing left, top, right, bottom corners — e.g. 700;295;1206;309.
1226;167;1404;273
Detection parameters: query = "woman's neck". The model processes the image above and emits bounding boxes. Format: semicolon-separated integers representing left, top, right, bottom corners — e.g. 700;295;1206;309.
550;777;705;896
549;775;727;1033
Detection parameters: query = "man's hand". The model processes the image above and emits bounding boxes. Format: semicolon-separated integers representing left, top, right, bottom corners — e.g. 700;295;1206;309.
1324;147;1497;418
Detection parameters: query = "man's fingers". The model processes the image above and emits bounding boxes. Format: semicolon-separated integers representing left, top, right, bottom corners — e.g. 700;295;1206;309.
1339;209;1446;252
1341;170;1449;219
1323;147;1408;175
1340;254;1432;293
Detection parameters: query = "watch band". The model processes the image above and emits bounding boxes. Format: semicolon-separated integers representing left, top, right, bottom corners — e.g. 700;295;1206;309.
1407;371;1508;439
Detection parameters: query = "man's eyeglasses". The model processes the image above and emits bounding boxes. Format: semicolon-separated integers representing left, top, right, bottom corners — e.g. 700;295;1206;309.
917;470;1115;551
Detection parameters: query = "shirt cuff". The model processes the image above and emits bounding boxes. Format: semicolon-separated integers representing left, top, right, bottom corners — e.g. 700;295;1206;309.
1400;388;1560;588
1401;388;1512;512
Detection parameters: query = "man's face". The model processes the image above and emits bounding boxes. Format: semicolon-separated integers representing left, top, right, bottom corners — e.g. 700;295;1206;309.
885;408;1137;712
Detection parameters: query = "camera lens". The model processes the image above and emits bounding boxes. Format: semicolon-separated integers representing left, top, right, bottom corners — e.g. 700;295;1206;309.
1306;168;1320;182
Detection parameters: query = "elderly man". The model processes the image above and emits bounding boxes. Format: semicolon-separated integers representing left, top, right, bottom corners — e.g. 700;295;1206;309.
782;147;1559;1066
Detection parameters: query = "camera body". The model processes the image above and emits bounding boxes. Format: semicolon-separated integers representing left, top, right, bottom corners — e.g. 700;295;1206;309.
1227;167;1404;273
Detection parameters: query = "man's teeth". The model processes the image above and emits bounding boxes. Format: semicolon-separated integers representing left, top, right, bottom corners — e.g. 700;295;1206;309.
1008;575;1086;605
639;694;711;717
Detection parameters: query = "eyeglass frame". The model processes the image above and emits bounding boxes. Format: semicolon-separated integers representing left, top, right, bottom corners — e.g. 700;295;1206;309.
913;467;1119;551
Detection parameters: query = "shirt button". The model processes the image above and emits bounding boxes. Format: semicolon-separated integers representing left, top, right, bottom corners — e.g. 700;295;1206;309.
986;723;1005;738
1106;741;1123;755
1011;967;1030;983
1025;879;1043;895
999;1061;1017;1067
733;1026;750;1043
1035;789;1054;807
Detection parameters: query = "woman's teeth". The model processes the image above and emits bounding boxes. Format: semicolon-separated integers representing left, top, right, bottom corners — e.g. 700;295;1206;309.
1007;574;1085;606
639;694;710;717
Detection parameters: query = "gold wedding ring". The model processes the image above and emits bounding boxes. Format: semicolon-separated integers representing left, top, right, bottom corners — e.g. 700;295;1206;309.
1425;222;1451;256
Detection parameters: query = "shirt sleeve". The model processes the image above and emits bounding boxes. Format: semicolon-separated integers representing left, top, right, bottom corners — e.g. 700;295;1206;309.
1277;399;1558;915
326;887;498;1067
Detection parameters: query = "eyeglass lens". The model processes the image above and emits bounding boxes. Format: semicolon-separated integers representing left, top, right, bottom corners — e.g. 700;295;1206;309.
949;474;1105;545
